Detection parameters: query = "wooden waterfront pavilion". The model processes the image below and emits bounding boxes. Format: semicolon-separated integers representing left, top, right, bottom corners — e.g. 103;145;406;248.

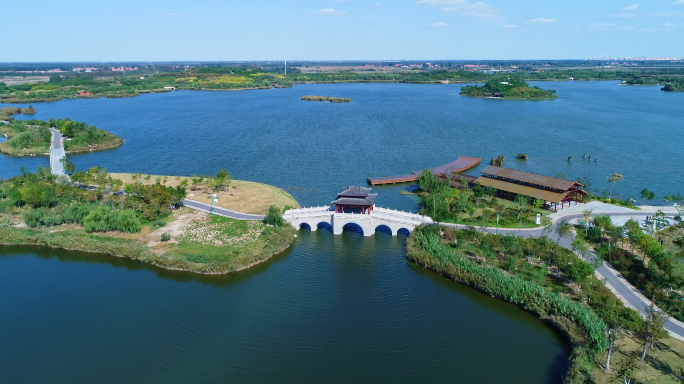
474;166;587;211
332;186;377;214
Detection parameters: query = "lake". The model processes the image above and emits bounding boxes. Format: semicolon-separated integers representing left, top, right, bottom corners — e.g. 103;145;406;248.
1;81;682;382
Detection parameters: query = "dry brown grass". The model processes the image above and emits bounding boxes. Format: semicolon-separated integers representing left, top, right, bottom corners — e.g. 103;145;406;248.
109;173;299;215
590;333;684;384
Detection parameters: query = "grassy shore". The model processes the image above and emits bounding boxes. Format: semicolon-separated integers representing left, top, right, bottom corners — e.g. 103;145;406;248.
109;173;299;215
0;208;295;274
406;224;684;383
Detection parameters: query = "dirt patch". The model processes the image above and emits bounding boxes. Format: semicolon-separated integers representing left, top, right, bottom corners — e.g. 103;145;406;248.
139;209;206;246
108;173;299;215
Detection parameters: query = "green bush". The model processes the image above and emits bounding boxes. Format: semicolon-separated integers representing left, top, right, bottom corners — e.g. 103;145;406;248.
83;206;141;233
161;233;170;242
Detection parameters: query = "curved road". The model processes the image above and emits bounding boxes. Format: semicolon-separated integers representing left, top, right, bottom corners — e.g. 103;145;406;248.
441;211;684;341
182;199;266;221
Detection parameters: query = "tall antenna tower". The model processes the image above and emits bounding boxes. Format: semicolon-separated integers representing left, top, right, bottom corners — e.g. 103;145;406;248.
285;60;287;75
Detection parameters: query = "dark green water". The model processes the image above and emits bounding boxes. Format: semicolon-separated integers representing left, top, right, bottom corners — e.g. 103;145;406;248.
0;231;570;383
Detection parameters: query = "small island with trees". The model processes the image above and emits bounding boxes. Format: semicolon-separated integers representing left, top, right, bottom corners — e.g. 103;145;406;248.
0;118;123;156
301;95;351;103
460;76;558;100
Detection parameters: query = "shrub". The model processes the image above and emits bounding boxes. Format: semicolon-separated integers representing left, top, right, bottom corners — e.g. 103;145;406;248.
264;205;284;227
161;233;171;242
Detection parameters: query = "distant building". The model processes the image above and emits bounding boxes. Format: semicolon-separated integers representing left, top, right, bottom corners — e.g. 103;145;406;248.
77;90;92;96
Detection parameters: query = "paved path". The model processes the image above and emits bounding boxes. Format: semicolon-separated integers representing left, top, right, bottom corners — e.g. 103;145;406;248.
182;199;266;221
49;128;66;176
441;209;684;341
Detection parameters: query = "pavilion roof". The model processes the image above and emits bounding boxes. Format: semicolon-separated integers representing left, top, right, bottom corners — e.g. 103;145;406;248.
474;177;587;203
338;186;373;198
332;194;377;206
480;166;581;191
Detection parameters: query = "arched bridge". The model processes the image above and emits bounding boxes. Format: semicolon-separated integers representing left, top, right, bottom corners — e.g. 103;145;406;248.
282;206;433;236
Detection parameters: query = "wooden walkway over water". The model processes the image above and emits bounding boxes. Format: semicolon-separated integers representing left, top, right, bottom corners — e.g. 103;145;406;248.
367;156;481;185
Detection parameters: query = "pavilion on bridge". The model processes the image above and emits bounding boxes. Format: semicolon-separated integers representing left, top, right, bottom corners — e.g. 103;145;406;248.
332;186;377;214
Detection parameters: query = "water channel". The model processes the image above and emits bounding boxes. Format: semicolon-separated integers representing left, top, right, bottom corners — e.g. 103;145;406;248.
1;81;683;381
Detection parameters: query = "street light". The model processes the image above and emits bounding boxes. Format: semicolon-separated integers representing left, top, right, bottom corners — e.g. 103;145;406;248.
210;195;218;216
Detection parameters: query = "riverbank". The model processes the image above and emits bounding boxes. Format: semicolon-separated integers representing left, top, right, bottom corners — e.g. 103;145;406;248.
407;223;684;383
0;208;296;274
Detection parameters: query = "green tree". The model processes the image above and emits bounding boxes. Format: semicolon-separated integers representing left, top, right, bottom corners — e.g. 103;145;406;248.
265;205;284;227
614;354;638;384
640;188;655;200
637;305;669;362
605;327;623;372
607;173;624;200
60;157;75;174
555;219;572;245
514;195;529;220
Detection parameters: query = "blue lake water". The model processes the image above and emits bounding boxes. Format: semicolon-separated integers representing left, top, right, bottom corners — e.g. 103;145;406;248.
1;81;682;382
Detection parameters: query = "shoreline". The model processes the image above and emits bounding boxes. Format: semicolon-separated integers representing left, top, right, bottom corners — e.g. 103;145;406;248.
0;223;296;275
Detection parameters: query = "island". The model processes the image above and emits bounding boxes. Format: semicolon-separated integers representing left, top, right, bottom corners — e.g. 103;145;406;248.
0;166;300;274
301;95;351;103
0;118;123;156
460;76;558;100
662;78;684;92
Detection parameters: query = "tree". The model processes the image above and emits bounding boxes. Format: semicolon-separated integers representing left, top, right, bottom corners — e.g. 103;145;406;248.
265;205;284;227
640;188;655;200
637;305;669;362
605;327;623;372
514;195;529;220
675;366;684;384
607;173;624;200
472;184;485;205
555;219;572;245
614;354;638;384
60;157;76;174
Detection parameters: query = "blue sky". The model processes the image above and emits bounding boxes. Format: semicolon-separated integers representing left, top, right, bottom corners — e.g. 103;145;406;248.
3;0;683;61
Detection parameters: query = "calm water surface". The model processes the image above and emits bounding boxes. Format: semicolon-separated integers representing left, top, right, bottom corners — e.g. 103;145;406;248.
0;232;569;383
2;81;681;382
2;81;683;209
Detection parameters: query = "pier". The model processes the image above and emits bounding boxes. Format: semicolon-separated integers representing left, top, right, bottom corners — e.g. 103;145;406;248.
367;156;480;185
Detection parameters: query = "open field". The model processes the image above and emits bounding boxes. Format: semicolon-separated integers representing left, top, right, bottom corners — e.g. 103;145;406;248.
109;173;299;215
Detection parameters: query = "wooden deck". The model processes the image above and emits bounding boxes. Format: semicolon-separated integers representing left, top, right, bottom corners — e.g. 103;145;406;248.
367;156;481;185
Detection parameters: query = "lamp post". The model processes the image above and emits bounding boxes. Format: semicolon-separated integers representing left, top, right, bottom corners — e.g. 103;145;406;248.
210;195;218;216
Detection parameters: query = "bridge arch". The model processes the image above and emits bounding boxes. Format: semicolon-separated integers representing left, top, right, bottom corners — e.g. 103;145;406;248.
397;228;411;237
375;225;393;236
299;223;312;231
342;223;364;236
317;222;333;233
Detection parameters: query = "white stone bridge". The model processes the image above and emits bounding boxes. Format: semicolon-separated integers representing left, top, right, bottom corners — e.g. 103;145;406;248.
282;206;433;236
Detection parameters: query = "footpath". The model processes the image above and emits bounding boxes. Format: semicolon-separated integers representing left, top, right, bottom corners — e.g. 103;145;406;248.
440;201;684;341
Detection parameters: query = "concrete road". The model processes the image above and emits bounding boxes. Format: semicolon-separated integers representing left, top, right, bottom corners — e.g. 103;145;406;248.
182;199;266;221
49;128;66;176
441;210;684;341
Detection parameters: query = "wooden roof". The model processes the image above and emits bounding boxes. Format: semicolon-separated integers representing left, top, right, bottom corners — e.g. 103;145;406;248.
480;166;581;191
332;194;377;206
338;186;372;197
474;176;569;203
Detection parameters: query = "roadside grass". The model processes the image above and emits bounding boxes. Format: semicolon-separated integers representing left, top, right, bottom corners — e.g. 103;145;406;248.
590;332;684;384
109;173;299;215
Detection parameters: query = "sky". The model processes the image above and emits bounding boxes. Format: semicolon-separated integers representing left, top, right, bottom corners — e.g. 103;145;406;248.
3;0;684;61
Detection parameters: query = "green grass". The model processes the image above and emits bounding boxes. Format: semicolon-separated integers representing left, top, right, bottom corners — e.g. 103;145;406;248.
0;221;295;274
